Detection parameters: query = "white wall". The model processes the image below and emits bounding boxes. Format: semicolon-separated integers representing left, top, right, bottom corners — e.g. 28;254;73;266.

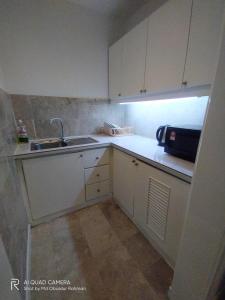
170;14;225;300
125;97;208;139
0;0;113;98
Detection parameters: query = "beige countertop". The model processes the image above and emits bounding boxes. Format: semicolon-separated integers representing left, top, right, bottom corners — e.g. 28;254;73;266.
13;134;194;183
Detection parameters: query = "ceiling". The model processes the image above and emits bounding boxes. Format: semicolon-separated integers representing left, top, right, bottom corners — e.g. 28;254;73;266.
67;0;149;17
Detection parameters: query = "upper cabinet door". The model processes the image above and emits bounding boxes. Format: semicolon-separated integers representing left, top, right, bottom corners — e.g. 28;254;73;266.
121;19;148;97
145;0;192;94
109;37;123;99
183;0;224;87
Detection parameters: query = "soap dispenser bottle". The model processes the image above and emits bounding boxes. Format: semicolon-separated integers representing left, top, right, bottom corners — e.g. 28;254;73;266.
17;119;29;143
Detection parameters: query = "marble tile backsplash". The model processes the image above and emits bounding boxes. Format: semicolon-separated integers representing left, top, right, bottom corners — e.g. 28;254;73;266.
0;88;28;299
11;95;127;139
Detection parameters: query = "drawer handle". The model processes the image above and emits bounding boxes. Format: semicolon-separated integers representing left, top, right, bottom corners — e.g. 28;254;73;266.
97;189;101;193
135;163;139;166
96;157;99;160
132;159;135;163
96;174;100;177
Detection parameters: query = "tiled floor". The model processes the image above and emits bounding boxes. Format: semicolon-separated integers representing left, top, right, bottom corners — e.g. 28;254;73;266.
31;199;173;300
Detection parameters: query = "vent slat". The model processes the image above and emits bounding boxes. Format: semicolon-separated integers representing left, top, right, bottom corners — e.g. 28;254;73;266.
150;210;168;221
149;195;168;210
150;186;169;197
149;192;169;208
149;188;169;198
149;205;168;217
150;188;170;200
146;178;170;241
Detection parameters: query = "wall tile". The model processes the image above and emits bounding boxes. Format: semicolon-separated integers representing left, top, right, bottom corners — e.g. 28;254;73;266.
0;88;28;300
11;95;127;139
11;94;33;121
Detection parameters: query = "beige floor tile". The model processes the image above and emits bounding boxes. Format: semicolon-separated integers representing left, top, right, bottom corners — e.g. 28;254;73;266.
32;221;52;247
143;258;173;297
79;205;121;257
31;200;173;300
123;232;161;269
100;200;138;242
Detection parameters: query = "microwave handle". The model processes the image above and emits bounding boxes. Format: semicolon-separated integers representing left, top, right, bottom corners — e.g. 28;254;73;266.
156;126;164;141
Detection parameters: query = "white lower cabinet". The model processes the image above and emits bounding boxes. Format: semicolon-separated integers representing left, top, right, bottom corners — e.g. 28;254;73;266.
22;152;85;220
22;147;112;222
86;180;110;202
83;147;110;168
85;165;110;185
113;149;190;266
134;161;190;266
113;149;136;217
84;148;112;202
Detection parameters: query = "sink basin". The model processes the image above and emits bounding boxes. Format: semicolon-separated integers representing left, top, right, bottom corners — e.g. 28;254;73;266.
65;137;98;146
30;137;98;151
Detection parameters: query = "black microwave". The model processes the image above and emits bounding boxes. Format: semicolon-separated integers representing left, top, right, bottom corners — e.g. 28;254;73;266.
164;126;201;162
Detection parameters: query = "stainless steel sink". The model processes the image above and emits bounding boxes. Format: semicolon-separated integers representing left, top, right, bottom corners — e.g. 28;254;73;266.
65;137;98;146
30;137;98;151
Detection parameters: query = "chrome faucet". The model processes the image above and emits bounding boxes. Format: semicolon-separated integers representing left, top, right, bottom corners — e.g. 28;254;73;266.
50;118;65;142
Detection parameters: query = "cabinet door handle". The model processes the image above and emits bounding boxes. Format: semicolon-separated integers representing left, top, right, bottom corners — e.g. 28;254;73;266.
143;89;147;93
132;159;136;163
118;93;121;97
140;89;143;93
97;189;100;192
135;163;139;166
96;174;100;177
80;154;83;158
182;81;187;86
96;157;99;160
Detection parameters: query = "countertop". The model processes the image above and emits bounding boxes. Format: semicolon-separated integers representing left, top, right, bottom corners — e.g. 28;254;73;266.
13;134;194;183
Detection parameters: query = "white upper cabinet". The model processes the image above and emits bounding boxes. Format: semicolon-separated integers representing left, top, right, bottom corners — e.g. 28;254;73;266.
121;19;148;97
109;37;123;98
183;0;224;87
145;0;192;93
109;0;224;100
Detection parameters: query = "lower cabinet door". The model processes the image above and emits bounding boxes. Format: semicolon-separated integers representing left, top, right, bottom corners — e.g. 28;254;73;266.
22;153;85;220
84;165;110;185
113;149;136;217
83;148;110;168
134;161;190;266
85;180;110;201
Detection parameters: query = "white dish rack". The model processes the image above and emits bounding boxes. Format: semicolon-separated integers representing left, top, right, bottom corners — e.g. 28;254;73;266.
100;126;133;137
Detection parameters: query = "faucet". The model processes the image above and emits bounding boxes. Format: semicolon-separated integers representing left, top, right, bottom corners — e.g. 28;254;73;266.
50;118;65;142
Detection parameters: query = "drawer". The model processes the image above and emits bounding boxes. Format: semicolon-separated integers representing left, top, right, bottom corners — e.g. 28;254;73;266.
85;165;110;185
83;148;110;168
86;180;110;201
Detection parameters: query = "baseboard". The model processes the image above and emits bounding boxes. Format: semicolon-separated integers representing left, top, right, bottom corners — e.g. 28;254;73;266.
25;224;31;300
31;194;113;227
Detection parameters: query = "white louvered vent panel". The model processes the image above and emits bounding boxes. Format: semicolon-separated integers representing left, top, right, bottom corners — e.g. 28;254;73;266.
146;178;170;241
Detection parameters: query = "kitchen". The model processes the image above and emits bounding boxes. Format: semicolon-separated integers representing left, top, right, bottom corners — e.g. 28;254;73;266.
0;1;225;300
